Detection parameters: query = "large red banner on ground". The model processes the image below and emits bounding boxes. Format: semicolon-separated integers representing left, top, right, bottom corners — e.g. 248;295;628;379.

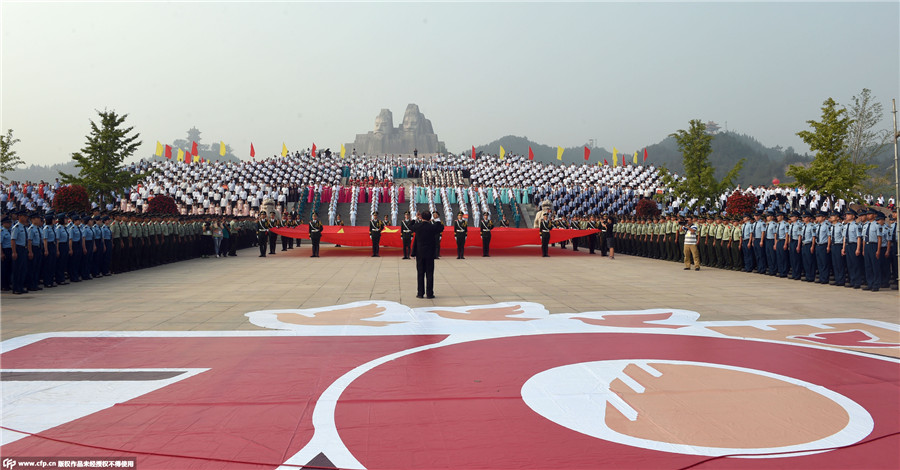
271;225;600;249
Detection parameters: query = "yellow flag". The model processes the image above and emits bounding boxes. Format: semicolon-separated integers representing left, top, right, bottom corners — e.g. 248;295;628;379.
499;146;506;160
192;153;200;163
556;146;564;161
613;147;618;167
177;149;184;162
155;141;163;157
281;143;288;157
340;144;346;159
633;151;638;165
220;141;226;156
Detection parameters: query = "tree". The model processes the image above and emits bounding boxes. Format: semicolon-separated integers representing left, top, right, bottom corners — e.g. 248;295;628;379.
59;110;144;204
846;88;890;166
0;128;25;180
786;98;874;201
658;119;744;209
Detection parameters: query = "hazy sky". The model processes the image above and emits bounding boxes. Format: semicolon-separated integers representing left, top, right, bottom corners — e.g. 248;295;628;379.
2;1;898;165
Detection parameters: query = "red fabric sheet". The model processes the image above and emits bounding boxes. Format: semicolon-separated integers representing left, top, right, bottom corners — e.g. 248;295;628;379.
271;225;600;249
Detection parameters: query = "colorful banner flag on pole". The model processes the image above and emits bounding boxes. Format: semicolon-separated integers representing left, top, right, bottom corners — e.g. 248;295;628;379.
472;146;477;160
603;159;608;166
499;146;506;160
613;147;618;168
281;143;288;157
165;145;172;159
311;143;317;157
584;146;590;161
643;148;648;162
633;150;638;165
528;146;534;161
556;147;564;161
340;144;346;159
220;141;226;157
191;141;198;156
193;153;200;163
155;141;163;157
177;149;184;162
250;143;256;158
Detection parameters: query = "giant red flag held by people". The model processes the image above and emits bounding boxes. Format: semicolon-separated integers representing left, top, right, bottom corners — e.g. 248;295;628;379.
271;225;599;250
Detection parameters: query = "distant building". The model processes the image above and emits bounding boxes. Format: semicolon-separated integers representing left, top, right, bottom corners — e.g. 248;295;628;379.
706;121;721;135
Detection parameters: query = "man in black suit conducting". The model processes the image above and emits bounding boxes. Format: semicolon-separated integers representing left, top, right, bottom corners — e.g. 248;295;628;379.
411;210;444;299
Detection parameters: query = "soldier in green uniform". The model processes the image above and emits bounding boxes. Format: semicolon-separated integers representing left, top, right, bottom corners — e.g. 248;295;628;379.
697;214;709;267
369;211;384;257
722;216;735;269
731;215;743;270
308;212;323;257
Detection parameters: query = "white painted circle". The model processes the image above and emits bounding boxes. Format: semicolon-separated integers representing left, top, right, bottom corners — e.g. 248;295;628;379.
520;360;873;457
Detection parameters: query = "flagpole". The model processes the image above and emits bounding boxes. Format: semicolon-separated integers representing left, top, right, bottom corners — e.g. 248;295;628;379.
891;98;899;273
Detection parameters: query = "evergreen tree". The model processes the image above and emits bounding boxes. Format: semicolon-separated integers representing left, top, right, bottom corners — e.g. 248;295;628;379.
786;98;875;200
658;119;744;210
59;110;143;204
0;129;25;181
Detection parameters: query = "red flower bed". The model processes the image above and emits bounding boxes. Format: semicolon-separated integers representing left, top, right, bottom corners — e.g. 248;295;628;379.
147;195;179;215
726;191;759;216
635;198;661;218
52;185;91;213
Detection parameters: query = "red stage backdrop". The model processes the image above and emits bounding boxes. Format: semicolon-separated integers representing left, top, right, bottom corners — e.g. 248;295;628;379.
271;226;600;249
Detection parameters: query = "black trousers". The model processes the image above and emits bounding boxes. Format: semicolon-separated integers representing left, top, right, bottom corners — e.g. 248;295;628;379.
456;235;466;258
258;233;268;256
588;234;597;254
311;235;321;257
402;236;412;258
416;256;435;297
2;247;13;290
371;234;381;256
43;242;57;285
268;232;277;254
434;236;441;259
481;234;491;256
541;234;550;256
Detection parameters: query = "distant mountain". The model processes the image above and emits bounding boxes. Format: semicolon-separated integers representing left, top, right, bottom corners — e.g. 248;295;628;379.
475;132;816;187
3;161;78;183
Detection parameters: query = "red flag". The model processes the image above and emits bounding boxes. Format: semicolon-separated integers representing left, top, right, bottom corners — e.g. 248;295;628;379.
528;146;534;161
250;143;256;158
312;143;317;157
200;157;205;164
472;146;476;160
604;159;608;166
643;148;648;162
191;141;198;155
584;146;591;161
165;145;172;159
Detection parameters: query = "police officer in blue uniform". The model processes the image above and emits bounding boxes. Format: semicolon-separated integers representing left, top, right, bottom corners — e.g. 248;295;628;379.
776;212;790;277
764;212;777;275
788;211;804;280
814;211;832;284
26;212;43;292
68;214;84;282
55;213;70;286
862;209;882;292
752;212;767;274
828;211;846;286
801;211;817;282
81;216;94;280
41;213;57;288
91;216;104;277
843;209;862;289
1;215;12;291
101;216;113;275
10;211;31;294
876;211;891;290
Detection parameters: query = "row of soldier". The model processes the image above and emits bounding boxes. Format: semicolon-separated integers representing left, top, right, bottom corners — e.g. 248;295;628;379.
1;210;258;295
614;208;898;291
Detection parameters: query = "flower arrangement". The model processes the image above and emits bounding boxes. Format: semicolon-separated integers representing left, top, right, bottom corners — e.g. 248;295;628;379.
147;194;179;214
635;198;661;218
52;184;91;213
726;191;759;216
